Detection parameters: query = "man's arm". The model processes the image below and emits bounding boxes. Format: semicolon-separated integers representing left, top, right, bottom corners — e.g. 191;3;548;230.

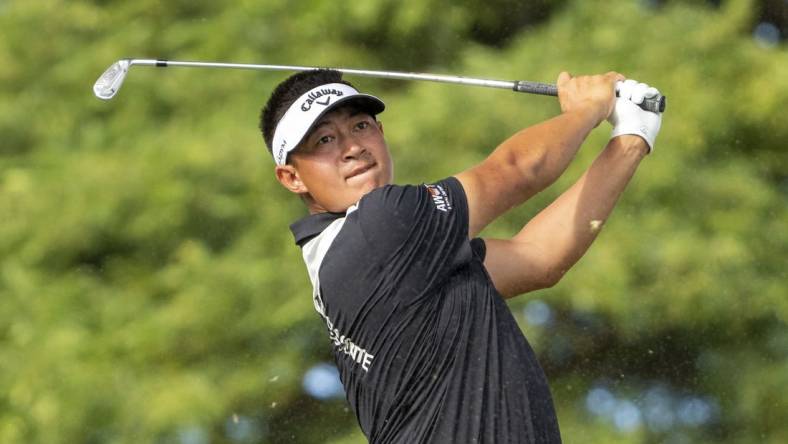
482;135;648;297
479;80;664;297
456;71;623;238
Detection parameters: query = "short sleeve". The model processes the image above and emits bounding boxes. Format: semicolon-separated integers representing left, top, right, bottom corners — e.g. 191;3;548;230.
355;177;473;298
470;237;487;261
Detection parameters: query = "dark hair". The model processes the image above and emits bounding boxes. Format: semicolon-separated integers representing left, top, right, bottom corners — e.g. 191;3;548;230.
259;69;354;153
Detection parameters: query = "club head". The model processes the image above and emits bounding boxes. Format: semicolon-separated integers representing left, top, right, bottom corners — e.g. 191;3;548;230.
93;59;130;100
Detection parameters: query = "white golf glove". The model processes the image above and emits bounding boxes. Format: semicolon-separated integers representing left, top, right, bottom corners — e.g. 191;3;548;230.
608;79;663;152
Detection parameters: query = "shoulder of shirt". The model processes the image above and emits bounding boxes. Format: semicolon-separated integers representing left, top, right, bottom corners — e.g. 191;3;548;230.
357;183;418;211
357;178;459;211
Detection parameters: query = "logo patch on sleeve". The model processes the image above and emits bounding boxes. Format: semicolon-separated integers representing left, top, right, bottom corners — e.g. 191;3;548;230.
425;184;452;212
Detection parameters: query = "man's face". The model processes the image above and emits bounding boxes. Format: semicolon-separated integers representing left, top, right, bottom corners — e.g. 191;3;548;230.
281;105;393;213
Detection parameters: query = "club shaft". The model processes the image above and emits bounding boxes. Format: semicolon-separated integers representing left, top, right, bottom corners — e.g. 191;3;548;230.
130;58;531;93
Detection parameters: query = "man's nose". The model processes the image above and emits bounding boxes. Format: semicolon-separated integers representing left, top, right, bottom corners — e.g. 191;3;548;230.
341;134;365;160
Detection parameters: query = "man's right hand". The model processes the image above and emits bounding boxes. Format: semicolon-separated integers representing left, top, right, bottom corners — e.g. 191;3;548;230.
556;71;624;127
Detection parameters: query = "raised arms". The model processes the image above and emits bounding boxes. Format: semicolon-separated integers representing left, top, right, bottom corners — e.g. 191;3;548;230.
455;72;623;238
458;75;664;297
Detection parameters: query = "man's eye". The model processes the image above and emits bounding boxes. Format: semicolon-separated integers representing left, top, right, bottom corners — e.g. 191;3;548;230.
317;135;333;145
355;121;370;130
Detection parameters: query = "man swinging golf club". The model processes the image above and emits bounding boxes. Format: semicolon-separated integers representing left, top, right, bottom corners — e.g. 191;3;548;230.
260;69;662;443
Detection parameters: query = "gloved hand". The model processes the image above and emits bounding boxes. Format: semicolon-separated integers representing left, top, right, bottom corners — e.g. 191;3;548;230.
608;79;663;152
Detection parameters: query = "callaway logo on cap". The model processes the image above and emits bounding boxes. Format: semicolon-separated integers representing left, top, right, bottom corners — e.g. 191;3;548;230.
272;83;385;165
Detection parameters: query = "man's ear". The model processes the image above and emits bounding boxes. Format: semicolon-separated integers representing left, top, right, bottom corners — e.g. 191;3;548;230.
377;120;384;134
275;164;308;194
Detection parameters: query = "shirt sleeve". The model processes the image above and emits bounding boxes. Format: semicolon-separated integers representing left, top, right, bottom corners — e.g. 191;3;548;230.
355;176;473;300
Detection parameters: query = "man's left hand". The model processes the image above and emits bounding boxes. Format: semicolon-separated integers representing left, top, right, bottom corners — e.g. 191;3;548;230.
608;79;663;152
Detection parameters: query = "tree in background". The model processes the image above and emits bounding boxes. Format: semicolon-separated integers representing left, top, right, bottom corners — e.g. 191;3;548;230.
0;0;785;443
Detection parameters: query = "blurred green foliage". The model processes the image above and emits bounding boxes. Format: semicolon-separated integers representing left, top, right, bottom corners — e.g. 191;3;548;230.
0;0;786;443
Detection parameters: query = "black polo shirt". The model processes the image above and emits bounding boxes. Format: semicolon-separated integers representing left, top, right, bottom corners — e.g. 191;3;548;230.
290;177;561;443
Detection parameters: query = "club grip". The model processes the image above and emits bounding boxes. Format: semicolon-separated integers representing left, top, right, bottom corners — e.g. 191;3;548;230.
512;81;558;97
512;80;666;113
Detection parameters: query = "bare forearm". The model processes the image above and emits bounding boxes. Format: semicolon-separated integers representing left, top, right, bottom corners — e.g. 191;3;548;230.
492;106;600;200
513;135;648;286
460;107;602;236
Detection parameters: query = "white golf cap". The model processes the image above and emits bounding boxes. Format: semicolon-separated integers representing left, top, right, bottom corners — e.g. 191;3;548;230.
271;82;385;165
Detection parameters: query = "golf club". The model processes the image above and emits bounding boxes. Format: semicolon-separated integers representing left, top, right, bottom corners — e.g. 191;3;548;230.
93;59;666;113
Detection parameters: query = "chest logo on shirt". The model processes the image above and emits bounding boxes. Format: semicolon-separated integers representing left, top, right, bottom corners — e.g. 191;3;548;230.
425;184;452;212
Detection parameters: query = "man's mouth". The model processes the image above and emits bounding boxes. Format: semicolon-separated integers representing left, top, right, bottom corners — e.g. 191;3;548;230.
346;162;376;180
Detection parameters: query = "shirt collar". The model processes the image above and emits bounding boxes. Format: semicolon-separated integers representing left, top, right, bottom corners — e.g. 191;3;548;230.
289;211;346;247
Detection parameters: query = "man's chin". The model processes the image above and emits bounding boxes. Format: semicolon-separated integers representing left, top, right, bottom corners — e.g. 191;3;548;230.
350;181;379;200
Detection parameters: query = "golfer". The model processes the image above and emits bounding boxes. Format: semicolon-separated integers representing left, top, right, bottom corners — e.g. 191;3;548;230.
260;69;662;443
